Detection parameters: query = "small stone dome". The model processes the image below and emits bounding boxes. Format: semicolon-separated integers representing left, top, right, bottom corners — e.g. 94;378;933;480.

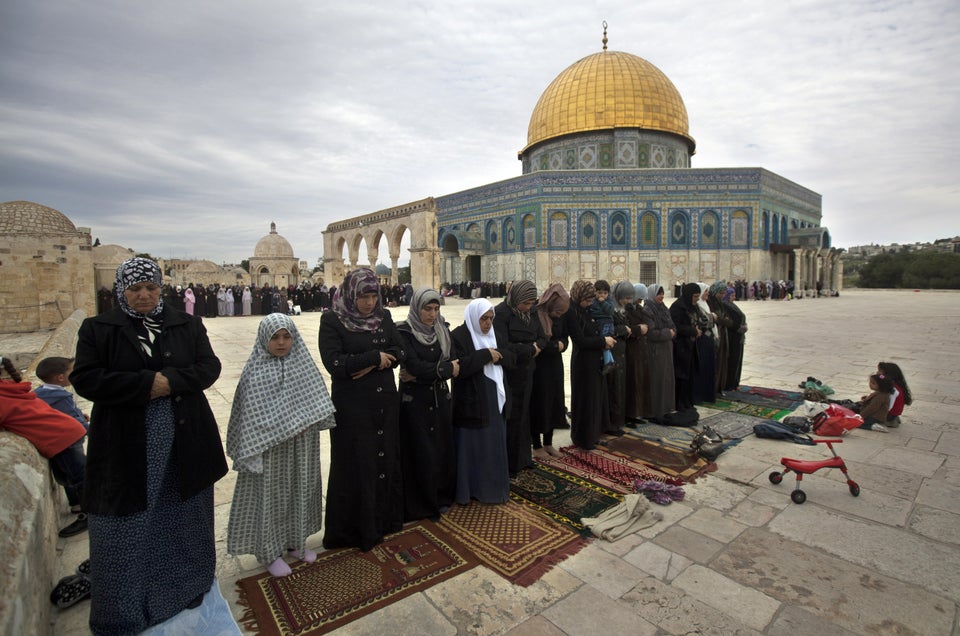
0;200;78;235
254;222;294;258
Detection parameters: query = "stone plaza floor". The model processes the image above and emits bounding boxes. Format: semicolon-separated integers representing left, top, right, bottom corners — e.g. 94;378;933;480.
52;289;960;635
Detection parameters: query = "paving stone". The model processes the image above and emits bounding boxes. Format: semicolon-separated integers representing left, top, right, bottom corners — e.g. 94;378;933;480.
503;615;568;636
555;542;649;600
934;431;960;456
636;501;694;539
678;507;747;543
871;446;945;477
672;564;780;631
907;437;938;452
768;505;960;603
908;504;960;545
712;527;955;636
592;528;646;557
916;478;960;514
765;605;859;636
336;592;456;636
726;498;778;527
651;526;723;565
829;460;925;501
713;452;772;484
621;575;762;636
622;541;692;582
540;585;658;636
680;476;753;512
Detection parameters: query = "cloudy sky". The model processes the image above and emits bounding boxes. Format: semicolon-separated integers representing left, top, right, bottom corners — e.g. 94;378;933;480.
2;0;957;267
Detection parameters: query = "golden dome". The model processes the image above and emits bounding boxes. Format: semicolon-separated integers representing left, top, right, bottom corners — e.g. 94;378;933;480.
522;50;694;155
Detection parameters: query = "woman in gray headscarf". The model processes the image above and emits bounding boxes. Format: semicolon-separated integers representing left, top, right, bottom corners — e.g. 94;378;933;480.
607;281;637;432
642;283;676;423
396;288;459;521
624;283;651;425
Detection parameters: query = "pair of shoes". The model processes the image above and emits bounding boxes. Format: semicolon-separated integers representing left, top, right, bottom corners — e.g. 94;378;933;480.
50;574;91;608
76;559;90;576
870;423;889;433
58;513;88;538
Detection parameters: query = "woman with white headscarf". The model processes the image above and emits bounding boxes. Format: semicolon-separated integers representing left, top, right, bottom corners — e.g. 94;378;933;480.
396;288;459;521
691;282;718;404
450;298;515;504
642;283;676;423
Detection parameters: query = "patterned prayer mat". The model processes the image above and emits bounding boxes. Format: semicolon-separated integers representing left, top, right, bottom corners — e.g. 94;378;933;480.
626;422;698;449
437;499;588;587
235;521;479;635
549;446;683;492
724;385;804;411
698;411;762;440
710;399;793;421
510;464;623;536
599;436;717;483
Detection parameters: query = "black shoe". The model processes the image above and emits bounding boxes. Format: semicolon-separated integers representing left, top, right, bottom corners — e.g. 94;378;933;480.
76;559;90;576
50;574;91;608
59;513;88;538
604;429;625;437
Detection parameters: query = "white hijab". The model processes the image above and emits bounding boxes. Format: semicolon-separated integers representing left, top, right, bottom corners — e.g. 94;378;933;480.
464;298;506;413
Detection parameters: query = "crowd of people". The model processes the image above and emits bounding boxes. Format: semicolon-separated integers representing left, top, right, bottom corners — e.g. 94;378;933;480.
2;254;878;635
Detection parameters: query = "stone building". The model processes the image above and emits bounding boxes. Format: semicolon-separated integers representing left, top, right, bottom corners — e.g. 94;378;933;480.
249;222;302;288
322;38;842;294
0;201;95;333
92;243;137;291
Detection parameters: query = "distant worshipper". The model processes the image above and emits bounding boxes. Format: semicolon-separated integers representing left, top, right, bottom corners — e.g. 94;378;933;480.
70;256;232;635
226;313;335;577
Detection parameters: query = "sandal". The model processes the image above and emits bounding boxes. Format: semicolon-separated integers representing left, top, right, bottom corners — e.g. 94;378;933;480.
50;574;91;608
76;559;90;576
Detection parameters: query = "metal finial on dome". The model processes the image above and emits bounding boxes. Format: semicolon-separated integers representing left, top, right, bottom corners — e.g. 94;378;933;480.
270;221;277;233
602;21;608;51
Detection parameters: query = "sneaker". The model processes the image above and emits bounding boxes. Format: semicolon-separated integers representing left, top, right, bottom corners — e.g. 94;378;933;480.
870;423;889;433
58;513;88;538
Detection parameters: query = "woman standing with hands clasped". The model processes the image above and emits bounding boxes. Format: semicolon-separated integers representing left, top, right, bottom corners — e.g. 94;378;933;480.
450;298;516;504
319;268;405;551
529;284;570;458
227;313;336;577
396;288;459;522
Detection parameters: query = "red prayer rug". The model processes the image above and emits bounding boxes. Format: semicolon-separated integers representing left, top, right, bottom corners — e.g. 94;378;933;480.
235;520;479;635
437;499;588;587
546;446;683;492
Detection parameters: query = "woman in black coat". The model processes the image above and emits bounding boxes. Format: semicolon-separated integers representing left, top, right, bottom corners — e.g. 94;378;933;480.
71;257;226;635
396;288;458;522
566;280;615;450
450;298;515;504
624;284;651;425
529;284;570;458
670;282;702;412
319;268;405;551
493;280;545;475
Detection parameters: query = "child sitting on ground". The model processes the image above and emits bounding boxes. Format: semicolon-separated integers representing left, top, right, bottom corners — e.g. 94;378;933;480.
588;280;616;374
878;361;911;427
857;373;893;432
34;357;90;537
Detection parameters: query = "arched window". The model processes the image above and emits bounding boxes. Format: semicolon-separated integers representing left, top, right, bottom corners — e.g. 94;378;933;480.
522;214;536;250
762;211;770;247
730;210;749;247
609;211;627;247
486;220;499;252
503;218;517;251
639;212;658;248
772;214;780;243
669;210;689;247
579;211;598;248
700;210;719;248
780;217;789;243
549;211;568;247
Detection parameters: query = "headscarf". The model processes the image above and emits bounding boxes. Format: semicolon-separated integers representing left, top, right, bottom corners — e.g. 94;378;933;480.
696;283;715;330
708;281;727;298
506;280;538;325
680;282;701;307
643;283;674;330
332;267;383;332
613;281;635;313
536;283;570;338
115;257;164;319
226;313;336;473
569;280;597;305
633;284;648;303
464;298;506;413
401;287;451;359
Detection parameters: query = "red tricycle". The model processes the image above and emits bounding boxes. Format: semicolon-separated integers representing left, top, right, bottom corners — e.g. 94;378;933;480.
768;438;860;504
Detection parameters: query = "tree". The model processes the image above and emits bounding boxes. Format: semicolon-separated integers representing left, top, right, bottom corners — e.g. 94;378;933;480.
398;266;411;285
240;259;250;272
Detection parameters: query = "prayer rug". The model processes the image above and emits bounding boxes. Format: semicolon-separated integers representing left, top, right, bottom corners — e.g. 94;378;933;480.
437;499;588;587
626;422;698;450
599;436;717;483
551;446;683;491
235;520;479;635
510;464;623;536
724;385;804;411
699;411;762;440
710;399;793;421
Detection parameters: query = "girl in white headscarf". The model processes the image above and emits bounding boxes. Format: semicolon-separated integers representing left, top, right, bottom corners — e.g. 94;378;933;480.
449;298;515;503
226;313;336;577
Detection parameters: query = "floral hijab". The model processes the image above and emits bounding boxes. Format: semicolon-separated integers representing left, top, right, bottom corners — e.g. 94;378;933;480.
226;313;336;473
332;268;383;332
115;257;164;319
400;287;451;359
569;280;597;306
